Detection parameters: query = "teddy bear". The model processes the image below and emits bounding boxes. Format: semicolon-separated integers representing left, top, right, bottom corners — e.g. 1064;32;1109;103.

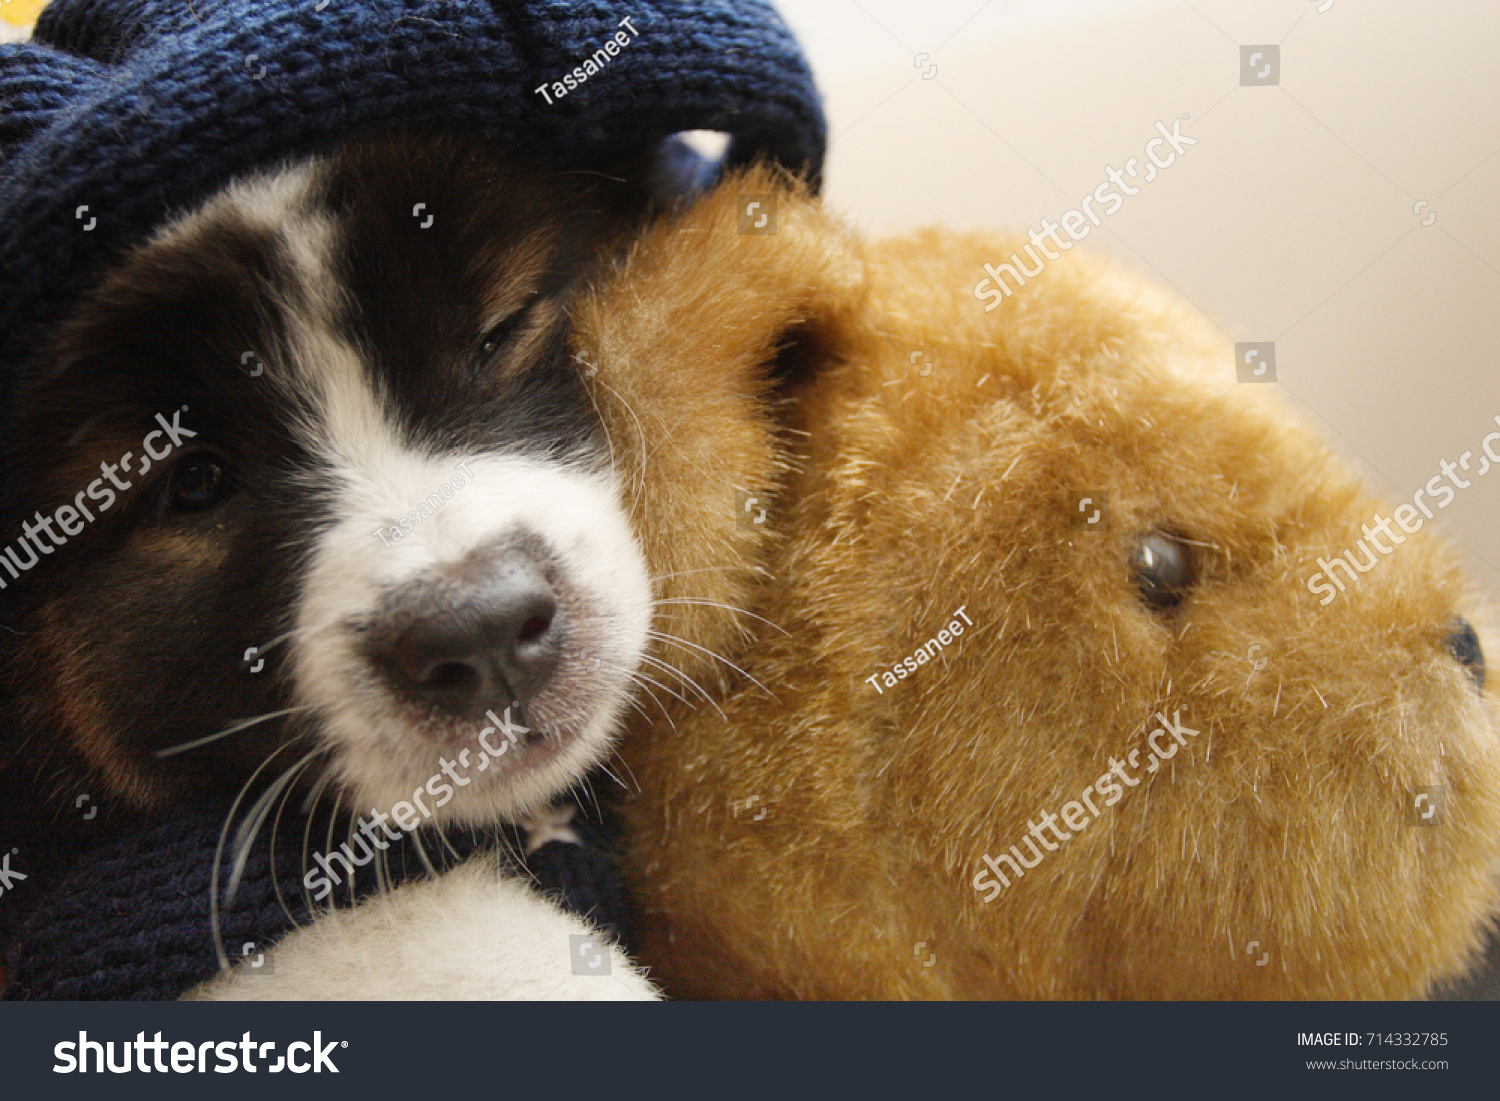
567;165;1500;1000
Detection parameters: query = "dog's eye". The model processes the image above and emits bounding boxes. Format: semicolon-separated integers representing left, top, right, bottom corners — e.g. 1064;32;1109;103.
167;453;234;512
1130;531;1194;611
478;296;540;360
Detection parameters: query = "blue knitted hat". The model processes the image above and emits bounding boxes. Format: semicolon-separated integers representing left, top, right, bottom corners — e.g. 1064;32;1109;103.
0;0;825;417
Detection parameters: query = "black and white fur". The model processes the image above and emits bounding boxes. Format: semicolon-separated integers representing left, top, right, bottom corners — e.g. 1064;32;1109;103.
1;133;675;999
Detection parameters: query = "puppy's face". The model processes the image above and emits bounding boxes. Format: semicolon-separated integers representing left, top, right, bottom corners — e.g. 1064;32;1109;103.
2;134;658;824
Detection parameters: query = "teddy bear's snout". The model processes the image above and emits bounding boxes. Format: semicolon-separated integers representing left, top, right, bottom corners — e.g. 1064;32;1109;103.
1446;617;1485;691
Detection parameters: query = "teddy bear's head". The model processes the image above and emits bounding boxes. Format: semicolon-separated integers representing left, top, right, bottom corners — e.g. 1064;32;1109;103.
575;167;1500;999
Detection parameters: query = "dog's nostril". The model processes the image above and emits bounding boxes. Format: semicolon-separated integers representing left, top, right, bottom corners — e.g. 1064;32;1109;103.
517;614;552;646
419;661;482;694
1446;617;1485;691
373;558;562;719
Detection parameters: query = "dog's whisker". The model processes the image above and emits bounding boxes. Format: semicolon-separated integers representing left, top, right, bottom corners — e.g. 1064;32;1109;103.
619;687;674;732
409;827;440;879
608;749;642;798
573;338;621;487
494;813;526;883
635;674;717;719
266;752;325;931
629;662;694;705
620;695;654;722
637;654;724;718
155;704;318;758
299;766;336;910
588;377;651;519
648;566;757;583
321;788;348;908
296;763;335;896
624;672;684;717
378;831;392;898
437;820;464;866
299;765;336;818
227;747;323;909
210;740;307;971
652;597;791;637
247;620;340;658
575;774;601;821
647;628;776;701
592;760;628;793
637;650;714;696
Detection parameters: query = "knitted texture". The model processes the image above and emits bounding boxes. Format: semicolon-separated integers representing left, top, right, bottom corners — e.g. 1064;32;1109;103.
0;0;826;420
3;791;634;1000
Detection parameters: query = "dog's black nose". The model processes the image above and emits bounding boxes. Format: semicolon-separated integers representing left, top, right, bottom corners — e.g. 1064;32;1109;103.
374;559;560;720
1446;617;1485;691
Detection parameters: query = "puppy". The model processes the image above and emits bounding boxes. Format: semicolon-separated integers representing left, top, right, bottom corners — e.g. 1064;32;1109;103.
568;167;1500;999
0;131;729;999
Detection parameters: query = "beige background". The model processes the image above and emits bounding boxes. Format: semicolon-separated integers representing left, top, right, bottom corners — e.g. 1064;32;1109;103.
776;0;1500;596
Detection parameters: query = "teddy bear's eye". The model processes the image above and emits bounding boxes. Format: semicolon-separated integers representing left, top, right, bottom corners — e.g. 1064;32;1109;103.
1130;531;1194;611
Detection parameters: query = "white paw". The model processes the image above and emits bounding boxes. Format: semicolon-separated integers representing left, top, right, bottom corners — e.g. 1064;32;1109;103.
185;858;657;1001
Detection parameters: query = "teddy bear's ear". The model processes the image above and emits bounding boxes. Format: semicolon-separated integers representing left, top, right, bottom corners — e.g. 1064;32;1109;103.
0;43;103;167
572;162;864;400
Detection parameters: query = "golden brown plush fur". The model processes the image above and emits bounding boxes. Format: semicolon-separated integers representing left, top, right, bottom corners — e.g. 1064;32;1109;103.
571;166;1500;1000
